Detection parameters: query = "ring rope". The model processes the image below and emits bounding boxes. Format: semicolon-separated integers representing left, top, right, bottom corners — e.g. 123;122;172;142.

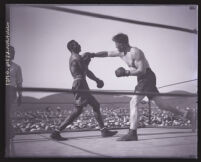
158;79;197;89
19;87;197;97
27;5;197;34
14;102;129;104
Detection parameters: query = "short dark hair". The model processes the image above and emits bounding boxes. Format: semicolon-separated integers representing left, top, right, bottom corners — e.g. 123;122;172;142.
112;33;129;44
67;40;77;52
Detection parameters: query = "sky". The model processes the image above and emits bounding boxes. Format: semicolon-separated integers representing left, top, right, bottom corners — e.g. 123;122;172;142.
8;4;198;99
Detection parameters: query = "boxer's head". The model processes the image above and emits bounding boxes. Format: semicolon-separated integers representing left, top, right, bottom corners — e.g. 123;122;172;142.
67;40;81;54
112;33;129;52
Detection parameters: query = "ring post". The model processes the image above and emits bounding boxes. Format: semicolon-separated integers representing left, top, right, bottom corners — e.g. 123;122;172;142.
148;99;151;125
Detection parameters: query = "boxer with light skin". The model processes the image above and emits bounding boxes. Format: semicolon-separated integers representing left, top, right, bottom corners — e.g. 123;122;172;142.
88;33;195;141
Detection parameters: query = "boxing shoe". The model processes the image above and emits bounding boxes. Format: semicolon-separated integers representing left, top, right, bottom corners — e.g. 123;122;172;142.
101;128;118;137
50;131;68;141
117;129;138;141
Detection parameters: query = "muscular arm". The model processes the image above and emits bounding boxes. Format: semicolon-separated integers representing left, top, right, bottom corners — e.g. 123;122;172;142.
93;51;121;57
86;69;99;82
94;51;108;57
128;51;146;76
128;60;145;76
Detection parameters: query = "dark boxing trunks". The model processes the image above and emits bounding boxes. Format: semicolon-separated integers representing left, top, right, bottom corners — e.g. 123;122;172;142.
72;78;99;107
134;68;159;99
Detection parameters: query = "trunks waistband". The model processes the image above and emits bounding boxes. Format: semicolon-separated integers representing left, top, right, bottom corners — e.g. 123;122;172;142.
74;77;85;81
137;68;152;80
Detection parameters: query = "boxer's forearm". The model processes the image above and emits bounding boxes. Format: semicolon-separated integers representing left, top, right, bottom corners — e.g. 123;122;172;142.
128;69;143;76
86;70;99;82
93;51;108;57
129;60;145;76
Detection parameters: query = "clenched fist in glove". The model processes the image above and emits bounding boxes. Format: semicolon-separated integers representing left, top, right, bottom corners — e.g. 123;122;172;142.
96;79;104;88
115;67;130;77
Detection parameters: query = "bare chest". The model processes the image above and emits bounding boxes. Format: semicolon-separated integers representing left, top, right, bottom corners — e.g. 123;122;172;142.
120;53;150;69
120;54;137;68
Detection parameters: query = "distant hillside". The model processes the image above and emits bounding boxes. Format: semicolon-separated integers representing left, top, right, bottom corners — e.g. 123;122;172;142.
22;96;39;103
95;94;131;103
40;92;74;103
15;96;40;111
158;90;197;108
166;90;195;95
17;90;197;111
39;92;131;104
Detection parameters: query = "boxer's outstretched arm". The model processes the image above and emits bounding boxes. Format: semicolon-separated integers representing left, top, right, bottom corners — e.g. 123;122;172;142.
93;51;121;57
93;51;108;57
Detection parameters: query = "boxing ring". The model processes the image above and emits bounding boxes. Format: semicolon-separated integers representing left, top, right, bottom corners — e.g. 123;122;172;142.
7;86;198;158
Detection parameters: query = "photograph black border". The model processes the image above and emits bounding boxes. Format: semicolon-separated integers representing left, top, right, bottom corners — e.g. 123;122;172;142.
0;0;200;161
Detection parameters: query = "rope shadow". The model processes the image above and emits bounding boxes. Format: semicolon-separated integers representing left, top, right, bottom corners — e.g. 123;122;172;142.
13;138;50;143
38;134;113;158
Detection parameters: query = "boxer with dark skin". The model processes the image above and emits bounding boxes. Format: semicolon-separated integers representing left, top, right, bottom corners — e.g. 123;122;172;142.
50;40;117;140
